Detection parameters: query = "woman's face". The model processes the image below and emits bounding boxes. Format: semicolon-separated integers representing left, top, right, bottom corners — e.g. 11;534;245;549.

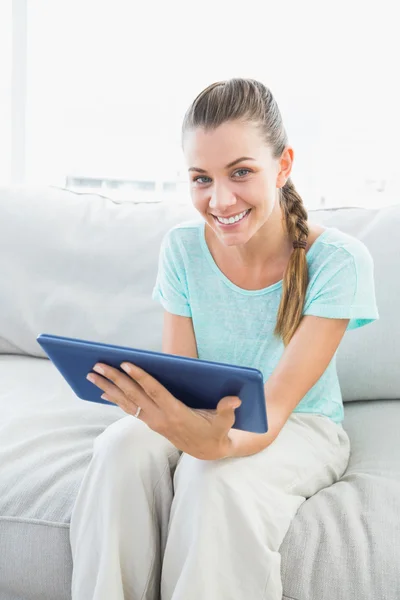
183;120;293;247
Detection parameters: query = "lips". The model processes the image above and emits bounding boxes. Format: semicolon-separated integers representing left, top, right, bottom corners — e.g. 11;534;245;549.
212;208;251;227
212;209;249;219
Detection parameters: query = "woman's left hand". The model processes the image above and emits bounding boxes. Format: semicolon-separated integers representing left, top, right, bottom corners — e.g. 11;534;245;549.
86;361;241;460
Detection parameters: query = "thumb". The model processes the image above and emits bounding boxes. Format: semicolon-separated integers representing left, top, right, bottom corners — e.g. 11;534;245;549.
216;396;242;418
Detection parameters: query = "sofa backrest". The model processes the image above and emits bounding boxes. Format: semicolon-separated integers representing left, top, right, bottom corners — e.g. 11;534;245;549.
0;185;398;401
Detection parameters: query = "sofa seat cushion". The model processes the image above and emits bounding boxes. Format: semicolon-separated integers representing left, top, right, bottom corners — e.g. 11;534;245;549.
0;355;125;523
280;400;400;600
0;354;125;600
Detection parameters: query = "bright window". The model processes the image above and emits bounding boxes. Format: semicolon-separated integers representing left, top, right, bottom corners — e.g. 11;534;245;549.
17;0;400;208
0;0;12;184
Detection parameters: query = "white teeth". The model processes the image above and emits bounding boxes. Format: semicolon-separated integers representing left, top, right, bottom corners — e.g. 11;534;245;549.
216;210;249;225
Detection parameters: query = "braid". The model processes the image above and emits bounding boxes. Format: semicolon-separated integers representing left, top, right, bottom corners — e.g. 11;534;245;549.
275;178;310;345
280;178;309;242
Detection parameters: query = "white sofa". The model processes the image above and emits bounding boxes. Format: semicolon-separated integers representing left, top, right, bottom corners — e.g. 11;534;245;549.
0;184;399;600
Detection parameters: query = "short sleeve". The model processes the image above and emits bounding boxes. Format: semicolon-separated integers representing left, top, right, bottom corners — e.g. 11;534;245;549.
152;229;192;317
303;242;379;330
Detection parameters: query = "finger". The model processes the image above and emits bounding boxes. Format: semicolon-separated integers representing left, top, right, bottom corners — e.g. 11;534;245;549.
87;372;122;400
100;393;144;420
120;362;178;412
215;396;241;432
92;364;159;415
87;373;141;414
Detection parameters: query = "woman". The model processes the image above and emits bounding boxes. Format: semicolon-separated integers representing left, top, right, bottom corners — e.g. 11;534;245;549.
70;78;379;600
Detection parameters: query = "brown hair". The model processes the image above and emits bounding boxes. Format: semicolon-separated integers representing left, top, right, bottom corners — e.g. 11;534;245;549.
181;78;309;346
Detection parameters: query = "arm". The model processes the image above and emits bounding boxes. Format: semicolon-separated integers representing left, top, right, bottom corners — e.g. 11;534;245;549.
162;311;350;459
227;315;350;457
162;311;198;358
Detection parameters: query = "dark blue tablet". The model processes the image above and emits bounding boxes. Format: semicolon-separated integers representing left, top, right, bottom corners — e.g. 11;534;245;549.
36;333;268;434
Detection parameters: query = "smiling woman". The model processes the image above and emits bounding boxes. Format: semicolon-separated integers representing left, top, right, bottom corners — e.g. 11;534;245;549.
67;76;380;600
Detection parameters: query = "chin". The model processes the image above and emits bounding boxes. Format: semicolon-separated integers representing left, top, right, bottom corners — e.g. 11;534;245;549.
213;226;253;246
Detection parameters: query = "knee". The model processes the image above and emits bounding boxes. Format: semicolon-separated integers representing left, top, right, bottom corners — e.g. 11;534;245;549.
92;415;178;472
176;454;239;497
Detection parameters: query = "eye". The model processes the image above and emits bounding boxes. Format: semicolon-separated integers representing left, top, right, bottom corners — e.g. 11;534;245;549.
233;168;251;178
192;176;212;185
192;168;251;185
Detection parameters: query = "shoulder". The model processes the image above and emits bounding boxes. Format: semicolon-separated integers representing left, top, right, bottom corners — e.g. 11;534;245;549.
303;223;379;326
162;219;203;247
159;219;204;266
308;224;374;272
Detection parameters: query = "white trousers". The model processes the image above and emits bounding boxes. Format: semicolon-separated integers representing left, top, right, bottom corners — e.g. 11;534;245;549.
69;412;350;600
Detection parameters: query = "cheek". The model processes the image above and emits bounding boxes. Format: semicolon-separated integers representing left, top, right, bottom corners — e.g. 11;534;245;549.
191;189;208;212
248;181;274;209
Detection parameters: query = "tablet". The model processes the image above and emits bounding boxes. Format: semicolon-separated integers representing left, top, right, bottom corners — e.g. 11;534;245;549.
36;333;268;434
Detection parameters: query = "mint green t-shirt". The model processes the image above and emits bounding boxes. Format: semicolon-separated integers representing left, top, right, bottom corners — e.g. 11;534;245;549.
152;220;379;424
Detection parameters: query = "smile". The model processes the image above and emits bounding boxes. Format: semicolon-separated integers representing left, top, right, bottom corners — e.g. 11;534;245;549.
212;209;251;226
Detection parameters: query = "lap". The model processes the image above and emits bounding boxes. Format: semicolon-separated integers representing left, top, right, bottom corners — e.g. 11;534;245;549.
96;412;350;501
174;412;350;500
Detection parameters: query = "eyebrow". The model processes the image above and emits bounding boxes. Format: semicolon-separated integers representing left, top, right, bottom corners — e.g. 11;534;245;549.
188;156;256;173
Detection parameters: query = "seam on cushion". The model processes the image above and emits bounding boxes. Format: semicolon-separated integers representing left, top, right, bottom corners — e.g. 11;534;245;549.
0;515;69;528
282;595;301;600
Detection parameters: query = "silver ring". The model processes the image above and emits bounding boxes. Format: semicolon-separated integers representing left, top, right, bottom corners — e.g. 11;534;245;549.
134;406;142;418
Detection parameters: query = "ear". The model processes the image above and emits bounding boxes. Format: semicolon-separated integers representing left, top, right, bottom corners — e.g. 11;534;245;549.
277;146;294;188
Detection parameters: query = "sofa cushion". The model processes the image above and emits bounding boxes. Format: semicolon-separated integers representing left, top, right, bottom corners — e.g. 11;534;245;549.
0;354;123;600
280;399;400;600
0;185;197;358
0;355;124;523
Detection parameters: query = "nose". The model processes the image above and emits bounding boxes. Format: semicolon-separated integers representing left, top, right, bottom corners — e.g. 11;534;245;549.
208;183;236;214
